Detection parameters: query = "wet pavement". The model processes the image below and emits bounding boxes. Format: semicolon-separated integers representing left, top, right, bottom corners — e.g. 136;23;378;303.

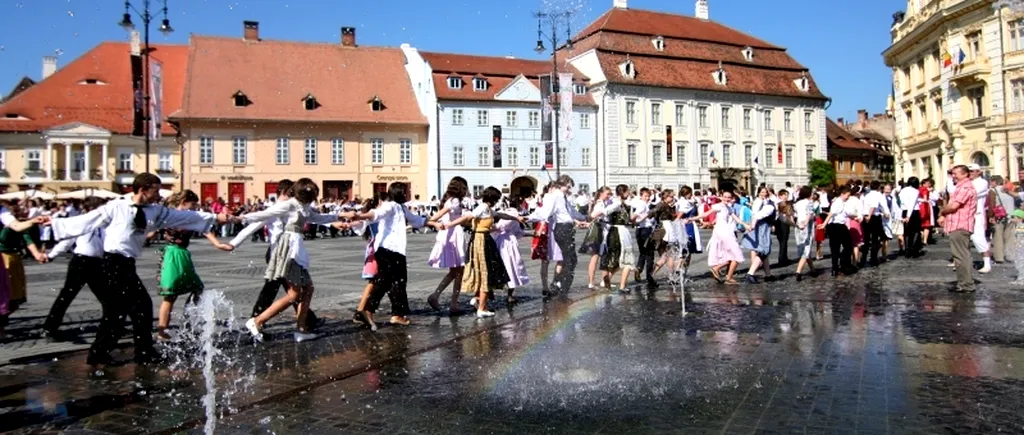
3;234;1024;434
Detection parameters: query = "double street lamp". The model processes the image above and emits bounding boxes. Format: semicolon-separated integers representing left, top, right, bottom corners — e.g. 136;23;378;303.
534;10;574;178
118;0;173;173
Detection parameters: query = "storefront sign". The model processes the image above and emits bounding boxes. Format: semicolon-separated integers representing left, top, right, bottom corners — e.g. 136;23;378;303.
222;175;254;181
376;175;409;182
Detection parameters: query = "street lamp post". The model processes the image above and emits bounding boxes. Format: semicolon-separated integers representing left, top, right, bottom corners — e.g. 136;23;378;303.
534;10;574;178
119;0;173;173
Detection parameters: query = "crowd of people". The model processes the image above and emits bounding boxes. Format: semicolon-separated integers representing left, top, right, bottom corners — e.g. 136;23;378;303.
0;163;1016;367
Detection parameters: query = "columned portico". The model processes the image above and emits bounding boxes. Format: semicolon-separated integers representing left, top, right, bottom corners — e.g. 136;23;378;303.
43;123;112;185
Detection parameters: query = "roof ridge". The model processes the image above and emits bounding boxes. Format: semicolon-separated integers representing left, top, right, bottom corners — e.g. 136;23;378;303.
180;35;201;118
191;34;400;51
599;50;808;72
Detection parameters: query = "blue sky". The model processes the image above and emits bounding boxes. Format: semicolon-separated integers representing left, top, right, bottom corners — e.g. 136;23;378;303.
0;0;902;120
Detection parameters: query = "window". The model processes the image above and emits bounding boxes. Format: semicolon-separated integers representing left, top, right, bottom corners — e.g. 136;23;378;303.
721;107;731;129
529;111;539;128
581;148;591;167
529;146;540;166
806;147;814;165
233;92;250;107
915;59;925;86
783;110;792;132
916;104;926;133
558;146;567;167
199;137;214;165
627;142;637;167
303;96;317;111
763;109;773;130
473;77;488;91
933;98;943;126
371;139;384;164
477;110;489;127
1013;80;1024;113
675;104;685;126
651;102;662;126
370;97;384;112
785;146;794;169
0;151;5;171
452;109;464;125
304;138;318;165
117;151;132;171
967;31;982;60
764;146;774;168
742;46;754;61
698;106;708;127
722;143;731;167
904;110;914;136
580;113;590;129
232;137;247;165
400;139;412;164
652;36;665;51
744;144;753;167
158;150;172;172
699;143;709;168
331;139;344;165
676;142;686;167
508;146;518;167
652;141;663;167
804;111;813;132
626;101;637;124
968;87;986;118
275;138;290;165
478;146;490;167
743;108;752;129
448;76;463;89
1012;20;1024;51
506;111;518;127
453;145;464;166
579;183;590;195
473;185;484;198
574;83;586;95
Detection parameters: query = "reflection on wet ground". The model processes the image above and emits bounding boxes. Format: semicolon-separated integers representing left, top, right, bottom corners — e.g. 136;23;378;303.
3;243;1024;434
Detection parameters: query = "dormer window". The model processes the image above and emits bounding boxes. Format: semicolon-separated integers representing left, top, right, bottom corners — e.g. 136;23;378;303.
713;61;727;86
473;77;488;91
447;76;464;89
78;78;107;85
302;94;320;111
652;36;665;51
795;73;810;92
742;46;754;62
369;96;386;112
574;83;587;95
233;91;252;107
620;59;636;79
3;113;28;120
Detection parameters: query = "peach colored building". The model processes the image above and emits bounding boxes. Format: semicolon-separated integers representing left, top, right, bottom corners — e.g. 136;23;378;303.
171;22;429;204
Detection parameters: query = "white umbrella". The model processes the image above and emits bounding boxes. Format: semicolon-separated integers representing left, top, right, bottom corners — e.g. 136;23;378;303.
121;189;174;200
0;189;55;201
56;188;121;200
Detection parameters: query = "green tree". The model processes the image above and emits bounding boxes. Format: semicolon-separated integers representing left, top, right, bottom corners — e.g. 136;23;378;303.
807;159;836;187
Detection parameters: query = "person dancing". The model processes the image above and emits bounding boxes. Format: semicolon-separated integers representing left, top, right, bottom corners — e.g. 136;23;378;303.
526;175;587;296
42;196;106;339
425;178;469;313
688;189;747;285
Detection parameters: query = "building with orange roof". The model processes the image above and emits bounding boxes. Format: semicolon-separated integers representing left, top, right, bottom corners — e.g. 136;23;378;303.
170;22;429;203
0;39;187;194
827;118;894;184
564;0;830;193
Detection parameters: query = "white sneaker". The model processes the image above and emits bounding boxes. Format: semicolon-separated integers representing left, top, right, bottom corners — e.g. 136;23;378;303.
294;331;317;343
470;297;479;307
476;310;495;318
978;265;992;274
245;318;264;343
948;262;956;268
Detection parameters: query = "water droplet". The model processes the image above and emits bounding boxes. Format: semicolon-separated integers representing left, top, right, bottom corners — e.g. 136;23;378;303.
259;416;272;425
67;10;74;17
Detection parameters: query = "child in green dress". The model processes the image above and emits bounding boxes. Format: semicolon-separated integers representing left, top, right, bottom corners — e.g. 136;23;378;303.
155;190;234;341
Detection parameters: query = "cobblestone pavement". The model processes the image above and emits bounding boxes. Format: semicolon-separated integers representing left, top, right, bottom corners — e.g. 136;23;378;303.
3;232;1024;434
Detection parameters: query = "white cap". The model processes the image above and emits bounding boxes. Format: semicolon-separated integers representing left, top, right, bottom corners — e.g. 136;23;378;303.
967;163;982;171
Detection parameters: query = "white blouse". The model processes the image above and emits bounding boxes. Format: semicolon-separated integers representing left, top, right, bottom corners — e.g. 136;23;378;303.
52;201;216;258
372;201;427;256
235;198;339;268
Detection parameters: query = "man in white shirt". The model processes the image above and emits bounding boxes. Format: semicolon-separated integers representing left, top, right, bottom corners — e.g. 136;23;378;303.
43;196;106;339
898;177;924;258
631;188;657;288
527;175;588;295
862;180;890;266
967;164;992;273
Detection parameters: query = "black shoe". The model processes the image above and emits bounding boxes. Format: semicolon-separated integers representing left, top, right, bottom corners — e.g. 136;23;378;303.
796;274;803;282
352;311;367;325
306;317;327;331
831;270;840;278
745;275;759;284
87;354;115;367
646;280;659;290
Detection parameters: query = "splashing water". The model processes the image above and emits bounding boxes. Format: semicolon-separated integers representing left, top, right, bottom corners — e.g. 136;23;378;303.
1013;224;1024;285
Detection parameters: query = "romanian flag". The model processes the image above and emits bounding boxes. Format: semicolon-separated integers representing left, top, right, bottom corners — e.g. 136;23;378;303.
942;51;952;68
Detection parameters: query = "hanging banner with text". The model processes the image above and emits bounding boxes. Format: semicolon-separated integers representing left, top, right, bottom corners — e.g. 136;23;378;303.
130;52;144;137
540;74;553;168
492;125;503;168
666;125;673;162
149;59;164;141
559;72;574;144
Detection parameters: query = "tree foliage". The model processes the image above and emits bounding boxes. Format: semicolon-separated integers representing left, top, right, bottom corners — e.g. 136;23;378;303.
807;159;836;187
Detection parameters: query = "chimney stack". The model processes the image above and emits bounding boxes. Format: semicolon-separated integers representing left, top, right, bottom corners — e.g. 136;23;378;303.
837;117;845;126
695;0;709;20
42;56;58;80
243;21;260;41
857;109;868;124
613;0;627;8
341;27;356;47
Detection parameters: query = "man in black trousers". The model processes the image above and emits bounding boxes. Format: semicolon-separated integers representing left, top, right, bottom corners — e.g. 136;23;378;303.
774;189;792;266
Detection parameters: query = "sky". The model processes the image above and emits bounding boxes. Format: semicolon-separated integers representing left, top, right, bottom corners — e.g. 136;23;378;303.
0;0;903;120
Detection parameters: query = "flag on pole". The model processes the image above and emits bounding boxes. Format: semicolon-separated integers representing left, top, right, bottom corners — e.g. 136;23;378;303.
710;150;717;165
956;47;966;64
942;51;952;68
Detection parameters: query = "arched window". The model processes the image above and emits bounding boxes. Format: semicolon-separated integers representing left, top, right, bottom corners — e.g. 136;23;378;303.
971;152;990;168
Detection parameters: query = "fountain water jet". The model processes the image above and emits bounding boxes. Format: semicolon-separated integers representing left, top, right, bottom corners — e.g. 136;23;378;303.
1013;223;1024;285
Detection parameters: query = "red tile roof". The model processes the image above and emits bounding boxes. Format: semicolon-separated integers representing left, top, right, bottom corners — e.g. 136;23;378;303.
421;52;595;106
0;42;188;134
574;7;781;50
827;118;877;151
172;36;426;125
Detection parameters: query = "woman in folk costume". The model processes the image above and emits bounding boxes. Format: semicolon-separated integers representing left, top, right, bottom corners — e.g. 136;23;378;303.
740;186;777;283
688;189;748;285
591;184;641;292
675;186;704;268
0;210;47;340
845;185;865;265
530;183;554;294
883;183;903;255
238;178;344;343
351;194;384;331
155;190;235;341
425;178;469;313
918;178;935;244
792;186;818;281
650;189;681;279
580;187;611;290
444;187;521;318
491;200;530;305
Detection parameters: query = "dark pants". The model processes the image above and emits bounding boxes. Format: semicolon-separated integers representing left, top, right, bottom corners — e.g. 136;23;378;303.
635;227;655;282
864;216;885;264
904;211;923;257
775;223;791;265
251;246;319;329
826;223;853;272
552;223;578;292
43;254;105;333
368;248;410;316
88;254;158;365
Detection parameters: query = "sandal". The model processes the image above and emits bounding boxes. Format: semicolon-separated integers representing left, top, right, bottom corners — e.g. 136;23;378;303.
709;268;723;283
723;278;739;285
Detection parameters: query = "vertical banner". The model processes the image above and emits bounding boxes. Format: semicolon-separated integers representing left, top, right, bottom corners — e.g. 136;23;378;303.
559;73;574;144
130;37;144;137
540;74;553;168
666;125;673;162
492;125;503;168
149;59;164;140
776;130;783;165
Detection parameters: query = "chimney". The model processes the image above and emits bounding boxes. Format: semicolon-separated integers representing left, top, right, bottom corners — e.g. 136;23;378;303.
695;0;709;20
857;109;868;124
613;0;627;8
243;21;259;41
837;117;845;126
341;27;356;47
42;56;58;80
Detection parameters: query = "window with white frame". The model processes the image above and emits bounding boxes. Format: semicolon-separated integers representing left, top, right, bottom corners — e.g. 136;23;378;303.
477;110;489;126
743;108;752;129
578;183;590;195
916;104;926;133
580;113;590;129
652;141;663;167
763;109;773;130
199;137;213;165
117;150;132;171
804;111;813;132
371;139;384;164
968;87;986;118
506;110;518;127
722;143;731;167
626;101;637;124
744;144;753;167
698;106;708;127
721;106;731;129
933;98;943;127
699;143;709;168
785;146;794;169
473;77;487;91
529;146;540;166
967;31;982;60
675;104;686;126
764;146;774;168
400;139;412;164
508;146;518;167
784;110;792;131
304;138;318;165
158;150;172;171
651;102;662;126
581;147;591;167
558;146;567;167
627;142;638;167
574;83;586;95
676;142;686;167
1012;20;1024;51
478;145;490;167
452;109;464;125
453;145;464;166
448;76;463;89
276;138;290;165
473;185;484;198
331;139;344;165
805;146;814;165
0;151;6;171
529;111;539;128
1013;80;1024;113
232;137;247;165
